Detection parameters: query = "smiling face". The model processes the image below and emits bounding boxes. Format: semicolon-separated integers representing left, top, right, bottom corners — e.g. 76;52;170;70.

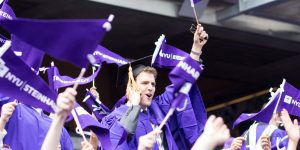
135;71;156;109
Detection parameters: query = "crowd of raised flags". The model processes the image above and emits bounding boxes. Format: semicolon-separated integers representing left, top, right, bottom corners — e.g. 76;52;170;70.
0;0;299;149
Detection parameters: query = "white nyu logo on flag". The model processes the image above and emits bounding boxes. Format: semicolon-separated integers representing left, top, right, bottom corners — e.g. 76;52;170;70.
283;95;292;104
0;59;9;78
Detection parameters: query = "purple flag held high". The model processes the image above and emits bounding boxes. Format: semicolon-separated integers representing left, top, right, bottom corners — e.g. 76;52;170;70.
93;45;129;66
152;35;188;69
47;65;101;90
0;0;16;20
275;82;300;117
73;103;112;149
0;49;57;113
0;18;111;68
83;90;111;121
169;55;203;108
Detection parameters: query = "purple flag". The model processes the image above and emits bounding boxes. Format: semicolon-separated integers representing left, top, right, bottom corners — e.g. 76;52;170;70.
73;103;112;149
169;56;203;108
233;92;280;128
0;0;16;20
93;45;129;66
0;49;57;113
0;34;7;46
152;35;188;69
192;0;201;4
0;18;111;68
275;82;300;117
83;90;111;121
0;34;44;72
47;65;101;90
11;35;45;72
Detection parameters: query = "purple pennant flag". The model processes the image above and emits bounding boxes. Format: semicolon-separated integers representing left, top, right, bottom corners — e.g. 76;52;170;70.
168;55;203;109
47;65;101;90
0;34;45;72
83;90;111;121
275;82;300;117
0;48;57;113
93;45;129;66
0;0;16;20
152;35;188;69
0;18;110;68
11;35;45;72
233;92;280;128
73;103;112;149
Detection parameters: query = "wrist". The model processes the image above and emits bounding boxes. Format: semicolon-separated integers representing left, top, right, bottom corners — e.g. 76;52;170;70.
0;117;7;124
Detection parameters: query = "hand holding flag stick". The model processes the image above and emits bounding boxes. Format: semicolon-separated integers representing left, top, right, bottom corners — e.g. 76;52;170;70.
189;0;208;41
158;82;192;130
71;68;88;142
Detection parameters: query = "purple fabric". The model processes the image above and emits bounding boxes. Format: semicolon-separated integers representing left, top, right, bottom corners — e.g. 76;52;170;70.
83;90;111;121
275;82;300;117
0;35;44;72
11;35;45;72
0;18;109;68
73;103;112;149
193;0;201;4
4;104;73;150
153;37;188;69
233;94;279;128
168;55;202;108
0;0;16;20
47;65;101;90
0;49;57;113
100;105;129;150
0;34;7;46
104;84;206;150
243;123;288;150
93;45;128;66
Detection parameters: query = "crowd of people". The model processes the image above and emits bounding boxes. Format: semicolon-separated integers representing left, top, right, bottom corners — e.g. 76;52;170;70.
0;4;299;149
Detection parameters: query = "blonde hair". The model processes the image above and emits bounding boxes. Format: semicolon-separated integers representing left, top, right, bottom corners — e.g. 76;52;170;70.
138;66;157;79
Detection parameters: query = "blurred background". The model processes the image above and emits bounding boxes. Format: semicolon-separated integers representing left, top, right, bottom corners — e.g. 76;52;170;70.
5;0;300;148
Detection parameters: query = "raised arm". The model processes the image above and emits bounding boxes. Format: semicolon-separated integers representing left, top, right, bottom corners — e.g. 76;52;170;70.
190;24;208;62
41;88;76;150
120;84;142;134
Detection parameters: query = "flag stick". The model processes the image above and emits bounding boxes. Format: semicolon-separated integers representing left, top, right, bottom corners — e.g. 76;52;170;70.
192;7;200;25
71;68;88;142
190;0;200;25
158;108;175;130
